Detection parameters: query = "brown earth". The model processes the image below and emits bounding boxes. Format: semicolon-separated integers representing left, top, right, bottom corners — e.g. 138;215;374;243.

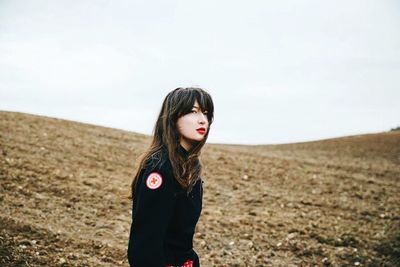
0;110;399;267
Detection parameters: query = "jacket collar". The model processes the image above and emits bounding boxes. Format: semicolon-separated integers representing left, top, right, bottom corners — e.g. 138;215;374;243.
178;144;189;158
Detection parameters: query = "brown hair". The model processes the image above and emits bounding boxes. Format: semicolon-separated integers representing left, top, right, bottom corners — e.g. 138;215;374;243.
130;87;214;199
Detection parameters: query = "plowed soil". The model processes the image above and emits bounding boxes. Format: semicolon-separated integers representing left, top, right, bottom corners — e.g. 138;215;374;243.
1;111;399;266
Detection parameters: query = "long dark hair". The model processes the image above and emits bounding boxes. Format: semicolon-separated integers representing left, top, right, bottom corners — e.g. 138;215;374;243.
130;87;214;199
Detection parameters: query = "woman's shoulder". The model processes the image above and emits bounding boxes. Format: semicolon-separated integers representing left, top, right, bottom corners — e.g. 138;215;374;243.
143;148;169;171
141;149;176;183
138;149;177;193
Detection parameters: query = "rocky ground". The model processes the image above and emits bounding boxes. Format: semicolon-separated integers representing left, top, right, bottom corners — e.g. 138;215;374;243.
1;111;399;266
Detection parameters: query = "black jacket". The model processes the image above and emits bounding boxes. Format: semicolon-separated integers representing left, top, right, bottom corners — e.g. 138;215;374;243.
127;145;203;267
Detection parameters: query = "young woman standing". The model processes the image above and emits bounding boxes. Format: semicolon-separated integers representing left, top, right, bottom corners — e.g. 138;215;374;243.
128;87;214;267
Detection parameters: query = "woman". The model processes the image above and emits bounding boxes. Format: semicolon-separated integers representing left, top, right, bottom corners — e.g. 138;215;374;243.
127;87;214;267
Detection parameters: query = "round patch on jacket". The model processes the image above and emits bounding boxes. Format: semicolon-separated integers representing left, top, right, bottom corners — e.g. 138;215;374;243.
146;172;163;190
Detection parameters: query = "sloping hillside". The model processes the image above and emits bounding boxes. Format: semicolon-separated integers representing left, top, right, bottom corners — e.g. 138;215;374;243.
1;111;399;266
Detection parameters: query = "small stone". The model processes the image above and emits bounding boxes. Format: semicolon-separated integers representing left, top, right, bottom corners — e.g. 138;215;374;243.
287;233;296;240
228;241;235;246
222;249;232;256
354;262;360;266
242;175;248;180
269;251;275;257
59;258;66;264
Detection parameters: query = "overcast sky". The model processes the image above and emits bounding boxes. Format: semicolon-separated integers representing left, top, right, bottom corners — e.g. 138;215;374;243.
1;0;399;145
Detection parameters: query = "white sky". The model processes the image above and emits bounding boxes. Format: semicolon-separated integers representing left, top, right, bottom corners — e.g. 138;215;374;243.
1;0;399;145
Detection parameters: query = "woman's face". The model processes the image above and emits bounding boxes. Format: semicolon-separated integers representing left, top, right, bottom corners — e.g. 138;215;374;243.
176;100;209;150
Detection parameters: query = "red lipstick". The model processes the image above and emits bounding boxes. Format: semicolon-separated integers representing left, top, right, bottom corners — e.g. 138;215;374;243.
196;127;206;134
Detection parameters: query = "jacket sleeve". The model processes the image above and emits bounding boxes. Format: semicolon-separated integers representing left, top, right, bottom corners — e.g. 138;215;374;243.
127;161;176;267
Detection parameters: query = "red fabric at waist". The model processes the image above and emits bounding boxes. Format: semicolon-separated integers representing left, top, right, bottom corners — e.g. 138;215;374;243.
166;259;193;267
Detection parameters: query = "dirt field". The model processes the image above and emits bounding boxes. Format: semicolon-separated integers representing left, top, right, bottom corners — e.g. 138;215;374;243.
1;111;399;266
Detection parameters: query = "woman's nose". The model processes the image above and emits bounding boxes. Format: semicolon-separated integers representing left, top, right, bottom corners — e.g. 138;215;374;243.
198;113;208;124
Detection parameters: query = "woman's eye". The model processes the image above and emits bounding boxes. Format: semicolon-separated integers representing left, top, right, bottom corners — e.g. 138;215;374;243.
191;110;208;115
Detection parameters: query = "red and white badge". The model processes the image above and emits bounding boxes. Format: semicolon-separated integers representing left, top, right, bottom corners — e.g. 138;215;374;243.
146;172;163;190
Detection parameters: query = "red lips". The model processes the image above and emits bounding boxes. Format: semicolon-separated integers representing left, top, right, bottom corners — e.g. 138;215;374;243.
196;127;206;134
